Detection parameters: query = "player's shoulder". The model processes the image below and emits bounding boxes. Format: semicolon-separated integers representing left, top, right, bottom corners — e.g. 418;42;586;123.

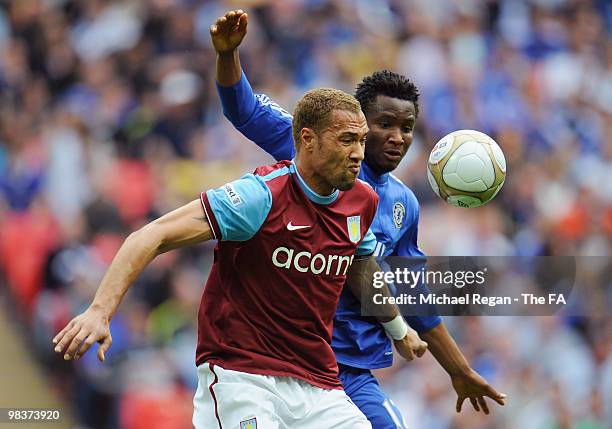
334;179;378;218
354;178;379;203
254;93;293;119
254;160;293;182
346;179;379;218
250;160;295;201
388;173;419;211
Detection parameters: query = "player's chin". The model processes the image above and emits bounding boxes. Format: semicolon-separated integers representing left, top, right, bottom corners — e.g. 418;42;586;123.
374;159;399;175
369;154;401;174
336;176;357;191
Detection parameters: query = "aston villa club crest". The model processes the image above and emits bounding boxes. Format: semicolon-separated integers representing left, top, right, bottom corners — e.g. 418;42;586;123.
393;202;405;229
240;417;257;429
347;216;361;243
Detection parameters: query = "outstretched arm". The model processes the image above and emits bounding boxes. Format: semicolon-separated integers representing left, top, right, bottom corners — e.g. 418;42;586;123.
210;10;295;161
52;200;213;362
347;256;428;362
397;198;506;413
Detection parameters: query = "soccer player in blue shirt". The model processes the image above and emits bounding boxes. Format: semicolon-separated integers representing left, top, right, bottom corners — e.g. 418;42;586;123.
211;10;507;428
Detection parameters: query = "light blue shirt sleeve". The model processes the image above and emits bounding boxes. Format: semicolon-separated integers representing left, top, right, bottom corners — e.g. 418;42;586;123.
217;71;296;161
204;174;272;241
356;228;377;256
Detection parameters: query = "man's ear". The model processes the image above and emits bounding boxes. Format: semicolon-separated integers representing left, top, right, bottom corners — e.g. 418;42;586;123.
300;128;317;152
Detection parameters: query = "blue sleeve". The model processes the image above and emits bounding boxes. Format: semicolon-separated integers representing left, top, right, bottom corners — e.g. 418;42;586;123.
217;71;296;161
201;174;272;241
395;194;443;333
356;228;377;256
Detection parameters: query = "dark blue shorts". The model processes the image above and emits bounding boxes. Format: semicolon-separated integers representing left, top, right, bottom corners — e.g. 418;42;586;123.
339;364;408;429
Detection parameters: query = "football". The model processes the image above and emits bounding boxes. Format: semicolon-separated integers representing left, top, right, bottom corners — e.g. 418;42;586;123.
427;130;506;208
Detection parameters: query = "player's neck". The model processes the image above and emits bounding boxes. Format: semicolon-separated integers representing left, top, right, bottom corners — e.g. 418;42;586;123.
362;160;390;184
294;159;336;196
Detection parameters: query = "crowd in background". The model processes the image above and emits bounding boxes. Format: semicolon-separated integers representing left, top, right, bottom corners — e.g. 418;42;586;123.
0;0;610;428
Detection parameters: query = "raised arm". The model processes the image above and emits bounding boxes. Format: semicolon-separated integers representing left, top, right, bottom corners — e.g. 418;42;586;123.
210;10;295;161
346;256;428;361
210;9;246;87
52;200;213;362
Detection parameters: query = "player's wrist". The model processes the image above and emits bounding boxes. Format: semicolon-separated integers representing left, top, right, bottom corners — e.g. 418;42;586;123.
382;315;409;340
89;303;113;321
453;365;475;378
216;48;239;58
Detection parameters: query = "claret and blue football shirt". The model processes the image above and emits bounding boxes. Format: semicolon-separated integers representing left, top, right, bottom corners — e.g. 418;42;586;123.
197;160;378;388
217;73;442;369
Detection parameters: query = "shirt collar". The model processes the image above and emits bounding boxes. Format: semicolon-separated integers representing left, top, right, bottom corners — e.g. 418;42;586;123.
290;161;339;205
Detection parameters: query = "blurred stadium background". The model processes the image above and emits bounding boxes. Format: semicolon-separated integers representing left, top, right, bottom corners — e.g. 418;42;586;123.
0;0;610;428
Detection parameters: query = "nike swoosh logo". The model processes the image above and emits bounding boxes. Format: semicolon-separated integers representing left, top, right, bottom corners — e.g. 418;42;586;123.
287;222;310;231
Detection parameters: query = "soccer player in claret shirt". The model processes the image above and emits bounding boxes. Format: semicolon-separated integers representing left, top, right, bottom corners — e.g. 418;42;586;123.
211;9;507;428
52;88;428;429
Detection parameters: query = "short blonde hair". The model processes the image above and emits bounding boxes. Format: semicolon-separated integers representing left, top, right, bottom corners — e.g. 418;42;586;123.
292;88;361;150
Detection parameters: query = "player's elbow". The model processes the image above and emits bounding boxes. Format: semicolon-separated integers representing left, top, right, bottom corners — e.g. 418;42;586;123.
128;223;167;255
220;103;246;127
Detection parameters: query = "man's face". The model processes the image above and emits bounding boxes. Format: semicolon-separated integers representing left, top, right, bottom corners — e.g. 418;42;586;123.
311;109;368;191
363;95;416;175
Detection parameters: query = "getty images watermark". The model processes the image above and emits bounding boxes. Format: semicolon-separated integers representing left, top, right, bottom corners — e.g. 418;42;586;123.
364;256;610;317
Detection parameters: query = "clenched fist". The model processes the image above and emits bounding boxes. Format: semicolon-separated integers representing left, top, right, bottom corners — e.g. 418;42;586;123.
393;327;428;361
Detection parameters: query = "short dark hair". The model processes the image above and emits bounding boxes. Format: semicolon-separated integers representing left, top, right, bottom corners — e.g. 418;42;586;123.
354;70;420;117
292;88;361;150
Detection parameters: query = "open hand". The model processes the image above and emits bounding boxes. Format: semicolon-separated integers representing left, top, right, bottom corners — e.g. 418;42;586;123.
453;369;507;414
52;307;112;362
